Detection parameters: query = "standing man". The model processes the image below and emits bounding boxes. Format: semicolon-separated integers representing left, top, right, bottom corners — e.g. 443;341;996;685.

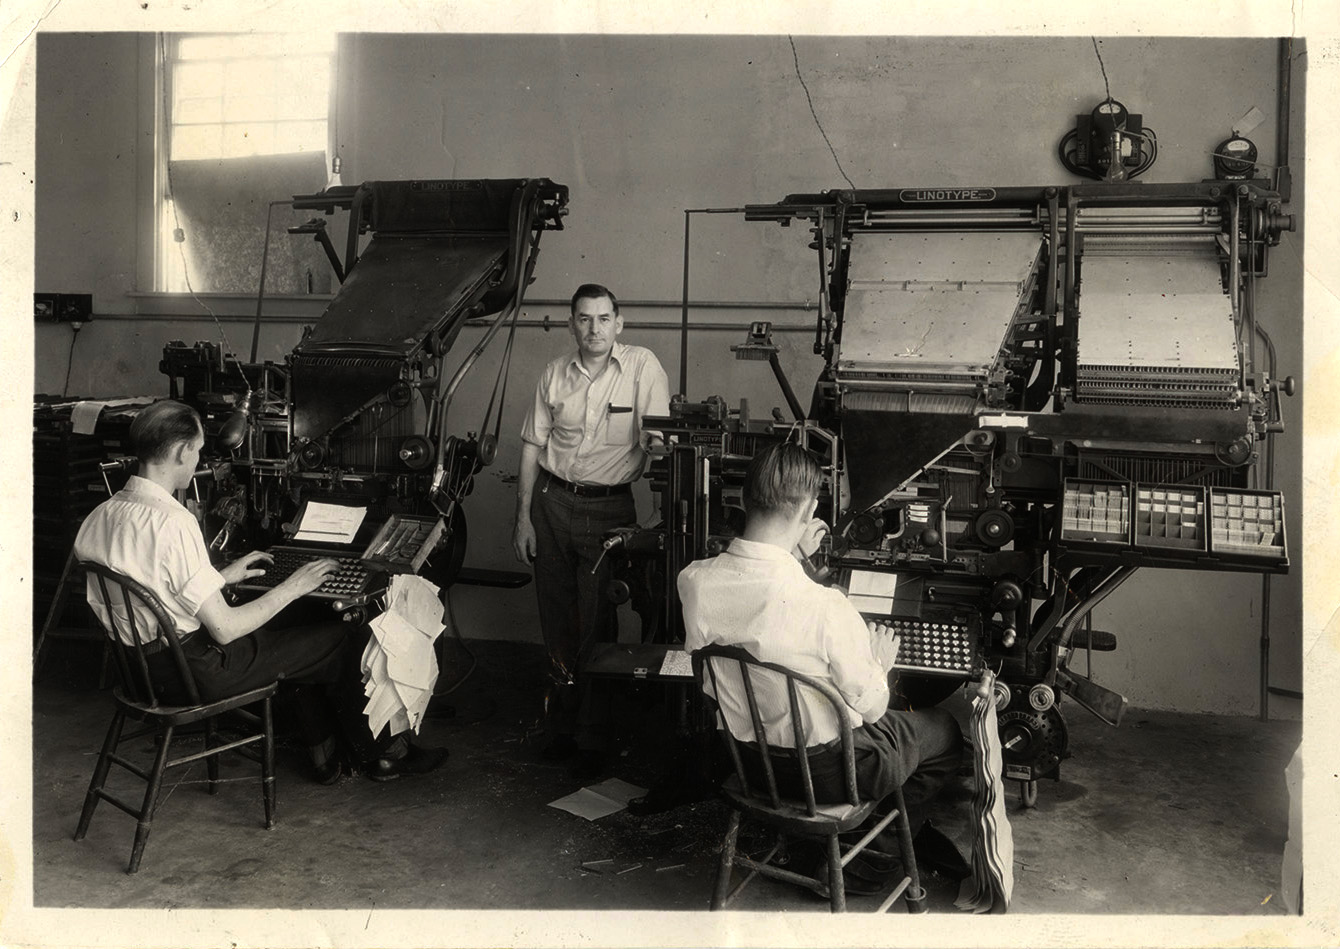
514;283;671;776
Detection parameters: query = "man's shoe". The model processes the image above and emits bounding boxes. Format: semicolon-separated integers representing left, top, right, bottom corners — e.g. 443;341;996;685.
367;743;449;782
312;757;344;786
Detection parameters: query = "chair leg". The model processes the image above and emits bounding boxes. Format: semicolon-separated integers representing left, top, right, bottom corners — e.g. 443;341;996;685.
204;719;220;794
260;697;276;830
710;811;741;910
826;833;847;913
74;708;126;841
894;806;928;913
127;723;174;874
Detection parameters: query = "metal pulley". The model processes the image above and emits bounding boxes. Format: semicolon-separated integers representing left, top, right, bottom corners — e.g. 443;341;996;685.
398;434;433;470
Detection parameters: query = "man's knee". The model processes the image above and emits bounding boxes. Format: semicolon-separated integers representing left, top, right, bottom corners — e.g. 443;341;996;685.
918;705;965;762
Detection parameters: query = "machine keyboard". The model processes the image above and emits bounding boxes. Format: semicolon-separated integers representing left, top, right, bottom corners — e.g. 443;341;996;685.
240;548;373;600
885;614;981;677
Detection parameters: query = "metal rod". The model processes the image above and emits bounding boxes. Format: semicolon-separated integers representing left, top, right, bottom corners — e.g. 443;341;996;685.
681;211;691;395
249;200;293;363
1276;38;1293;196
769;352;806;422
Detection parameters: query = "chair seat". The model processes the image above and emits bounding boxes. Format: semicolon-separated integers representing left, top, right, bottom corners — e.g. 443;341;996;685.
114;681;280;727
720;774;878;835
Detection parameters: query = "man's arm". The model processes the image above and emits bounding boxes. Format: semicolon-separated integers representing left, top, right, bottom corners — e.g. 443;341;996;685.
635;350;672;450
513;441;542;563
824;592;894;724
195;558;339;644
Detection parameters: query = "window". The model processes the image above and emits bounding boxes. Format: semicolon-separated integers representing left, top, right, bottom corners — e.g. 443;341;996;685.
167;33;335;161
158;33;337;294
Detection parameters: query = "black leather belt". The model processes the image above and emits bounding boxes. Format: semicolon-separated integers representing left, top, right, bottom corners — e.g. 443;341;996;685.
543;471;632;498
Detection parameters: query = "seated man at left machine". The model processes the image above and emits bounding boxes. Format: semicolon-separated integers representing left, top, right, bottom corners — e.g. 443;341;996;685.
75;400;448;782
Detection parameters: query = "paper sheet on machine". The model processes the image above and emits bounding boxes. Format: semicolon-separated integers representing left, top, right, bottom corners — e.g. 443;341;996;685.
847;569;899;615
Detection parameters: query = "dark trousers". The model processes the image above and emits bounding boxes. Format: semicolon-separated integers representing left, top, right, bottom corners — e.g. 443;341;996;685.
151;622;395;764
742;705;963;843
530;476;637;750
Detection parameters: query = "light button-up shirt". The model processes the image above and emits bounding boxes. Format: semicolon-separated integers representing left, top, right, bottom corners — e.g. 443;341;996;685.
73;475;226;646
678;538;891;748
521;341;670;485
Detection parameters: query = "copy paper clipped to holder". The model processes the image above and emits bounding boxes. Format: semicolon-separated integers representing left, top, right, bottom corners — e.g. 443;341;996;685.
360;574;446;736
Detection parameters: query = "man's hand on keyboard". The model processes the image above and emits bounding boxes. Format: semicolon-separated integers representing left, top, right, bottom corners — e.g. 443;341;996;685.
220;551;274;585
279;558;341;598
868;619;901;673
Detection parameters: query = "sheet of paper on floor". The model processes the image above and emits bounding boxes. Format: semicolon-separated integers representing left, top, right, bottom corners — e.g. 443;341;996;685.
548;778;648;821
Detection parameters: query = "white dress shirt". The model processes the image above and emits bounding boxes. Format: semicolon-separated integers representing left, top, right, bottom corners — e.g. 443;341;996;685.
520;341;670;486
73;475;226;646
678;538;890;747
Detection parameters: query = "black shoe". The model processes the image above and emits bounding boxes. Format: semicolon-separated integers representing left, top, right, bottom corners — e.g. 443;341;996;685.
845;851;904;885
312;757;344;786
367;743;449;782
570;748;607;782
913;822;971;880
540;735;578;762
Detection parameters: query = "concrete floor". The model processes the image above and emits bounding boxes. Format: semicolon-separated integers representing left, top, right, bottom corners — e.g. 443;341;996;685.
31;637;1298;917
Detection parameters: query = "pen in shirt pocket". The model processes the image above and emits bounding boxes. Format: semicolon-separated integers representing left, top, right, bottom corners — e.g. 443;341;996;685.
607;403;633;415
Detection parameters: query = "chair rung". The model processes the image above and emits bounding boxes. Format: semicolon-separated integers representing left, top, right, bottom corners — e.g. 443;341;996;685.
876;875;912;913
840;807;899;868
106;752;151;782
168;734;264;769
734;855;827;896
93;788;144;820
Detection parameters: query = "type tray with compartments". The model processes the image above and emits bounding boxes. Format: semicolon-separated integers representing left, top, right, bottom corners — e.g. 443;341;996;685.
1133;483;1207;552
1209;488;1287;563
1060;478;1132;550
360;514;446;574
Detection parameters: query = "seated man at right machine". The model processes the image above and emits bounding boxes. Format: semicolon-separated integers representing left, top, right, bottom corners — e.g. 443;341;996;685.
678;441;969;890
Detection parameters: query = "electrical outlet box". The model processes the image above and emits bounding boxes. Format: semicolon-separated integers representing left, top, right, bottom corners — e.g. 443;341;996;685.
58;293;93;323
35;293;94;323
34;293;58;321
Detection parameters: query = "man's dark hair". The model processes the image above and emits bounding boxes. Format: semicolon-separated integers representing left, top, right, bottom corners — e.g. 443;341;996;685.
742;441;823;516
570;283;619;317
129;400;203;465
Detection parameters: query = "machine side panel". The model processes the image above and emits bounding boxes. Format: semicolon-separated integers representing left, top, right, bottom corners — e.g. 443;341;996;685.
298;234;509;355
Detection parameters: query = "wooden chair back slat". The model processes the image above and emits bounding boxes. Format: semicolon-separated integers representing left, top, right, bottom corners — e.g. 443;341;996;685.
692;643;862;812
79;561;205;708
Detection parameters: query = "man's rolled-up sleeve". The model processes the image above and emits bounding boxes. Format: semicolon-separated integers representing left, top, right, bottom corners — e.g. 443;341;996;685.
166;518;226;617
822;590;890;724
637;353;671;449
520;366;553;447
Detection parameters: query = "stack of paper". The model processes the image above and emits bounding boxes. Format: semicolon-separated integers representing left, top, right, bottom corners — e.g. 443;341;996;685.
360;575;446;737
955;671;1015;914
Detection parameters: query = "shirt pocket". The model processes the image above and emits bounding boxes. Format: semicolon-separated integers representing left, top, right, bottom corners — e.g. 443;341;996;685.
604;404;635;445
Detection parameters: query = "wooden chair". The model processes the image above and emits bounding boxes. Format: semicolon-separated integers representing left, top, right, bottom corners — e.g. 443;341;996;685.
692;643;927;913
73;561;278;873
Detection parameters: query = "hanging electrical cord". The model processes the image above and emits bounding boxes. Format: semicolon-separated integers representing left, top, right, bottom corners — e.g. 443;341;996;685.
1057;38;1157;181
432;585;478;696
61;323;81;397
